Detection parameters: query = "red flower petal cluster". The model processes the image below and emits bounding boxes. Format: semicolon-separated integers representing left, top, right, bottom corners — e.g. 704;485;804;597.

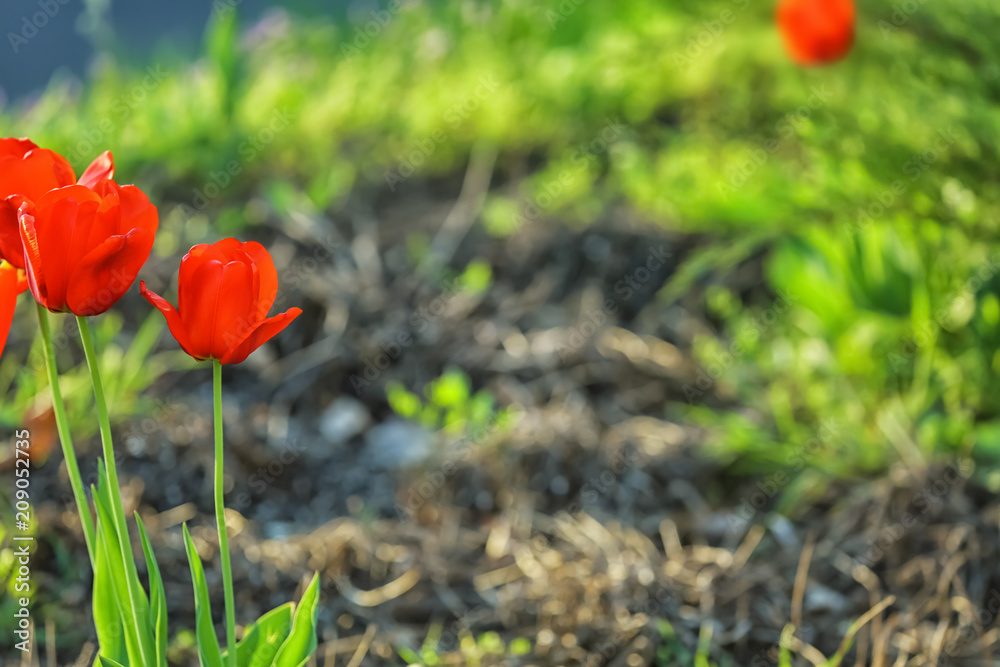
777;0;855;66
19;182;158;315
0;138;114;268
141;239;302;365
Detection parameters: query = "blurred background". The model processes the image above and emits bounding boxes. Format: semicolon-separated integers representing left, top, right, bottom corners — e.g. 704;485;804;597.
2;0;1000;664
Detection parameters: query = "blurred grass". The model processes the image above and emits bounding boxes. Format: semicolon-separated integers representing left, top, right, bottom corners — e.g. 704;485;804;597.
2;0;1000;483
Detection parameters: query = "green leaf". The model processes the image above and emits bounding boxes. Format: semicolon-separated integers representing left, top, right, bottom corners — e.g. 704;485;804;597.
223;602;294;667
204;3;240;117
96;462;156;663
428;370;469;408
92;481;144;663
99;657;128;667
182;524;224;667
273;574;321;667
92;522;127;665
387;382;422;419
136;513;168;666
222;621;259;667
458;260;493;295
397;646;422;664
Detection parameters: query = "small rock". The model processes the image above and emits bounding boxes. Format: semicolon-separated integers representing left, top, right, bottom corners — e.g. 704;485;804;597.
319;397;371;444
805;584;848;615
264;521;298;541
364;419;432;469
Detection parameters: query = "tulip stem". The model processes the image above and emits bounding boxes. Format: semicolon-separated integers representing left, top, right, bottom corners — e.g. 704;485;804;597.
214;359;236;666
36;304;96;568
77;315;153;664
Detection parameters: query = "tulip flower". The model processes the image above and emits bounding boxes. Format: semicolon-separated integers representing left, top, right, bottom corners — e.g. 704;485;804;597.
140;238;302;364
0;261;26;358
0;138;115;268
141;237;304;664
0;142;127;584
777;0;855;66
18;182;158;316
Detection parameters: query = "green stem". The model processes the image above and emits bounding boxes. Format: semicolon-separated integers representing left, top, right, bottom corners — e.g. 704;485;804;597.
77;315;152;664
36;304;96;568
214;360;236;666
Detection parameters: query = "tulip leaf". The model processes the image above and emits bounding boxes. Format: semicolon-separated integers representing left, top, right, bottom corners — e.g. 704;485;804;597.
92;481;144;663
96;461;156;663
136;513;168;667
99;657;128;667
232;603;294;667
250;603;295;666
221;620;259;667
183;524;224;667
92;515;127;665
273;574;321;667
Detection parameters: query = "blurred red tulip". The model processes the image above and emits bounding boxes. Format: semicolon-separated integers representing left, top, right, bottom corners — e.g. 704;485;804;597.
141;238;302;365
777;0;855;66
18;182;158;316
0;138;116;268
0;261;27;358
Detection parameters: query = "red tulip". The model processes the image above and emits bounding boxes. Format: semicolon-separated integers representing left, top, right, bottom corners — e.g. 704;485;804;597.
18;181;158;316
140;239;302;365
0;261;27;358
777;0;855;66
0;138;115;269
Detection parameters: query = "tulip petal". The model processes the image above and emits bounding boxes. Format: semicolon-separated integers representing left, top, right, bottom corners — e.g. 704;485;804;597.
0;137;37;160
20;186;102;311
240;241;278;318
114;184;159;234
67;226;156;316
220;307;302;365
140;281;203;360
0;195;28;268
212;260;257;357
0;262;24;359
214;238;244;255
0;148;76;203
180;258;226;357
176;241;246;340
77;151;115;189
